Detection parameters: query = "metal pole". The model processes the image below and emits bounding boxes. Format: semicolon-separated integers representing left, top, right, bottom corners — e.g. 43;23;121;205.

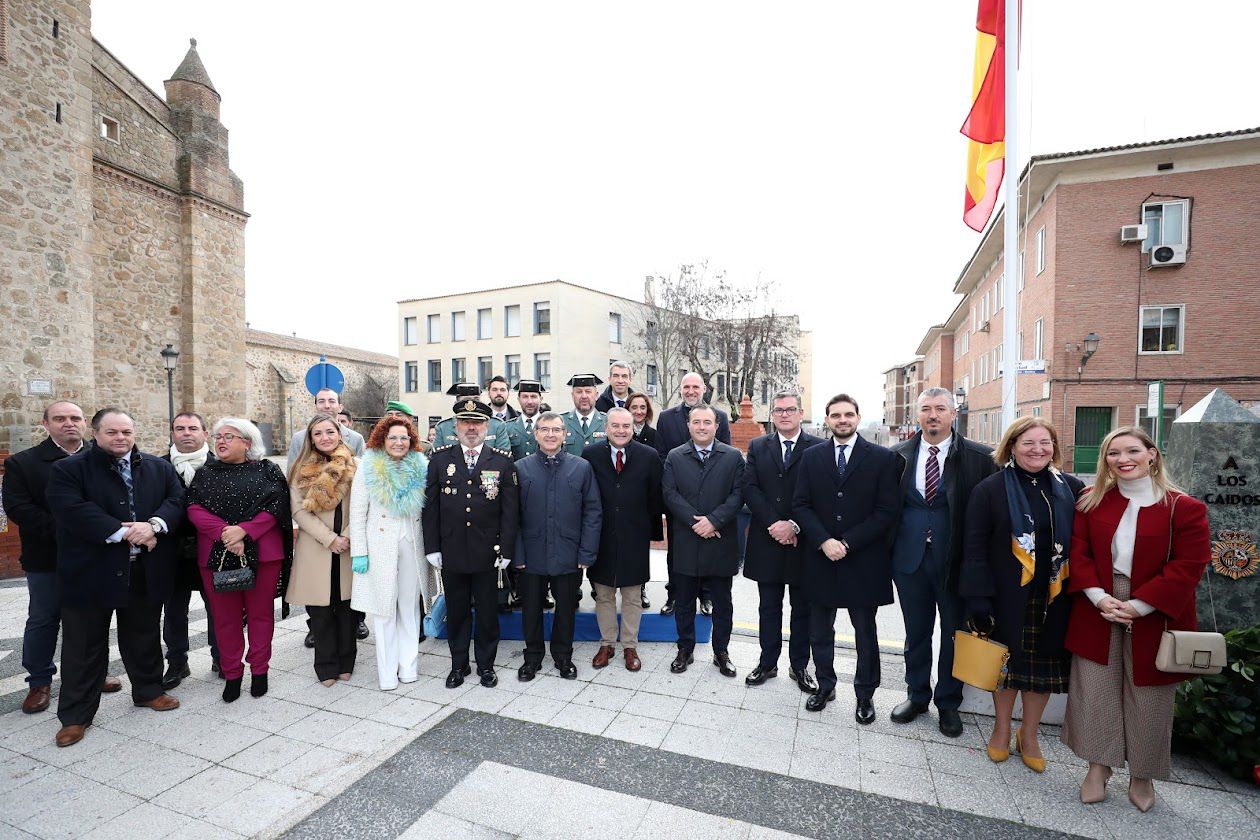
166;368;175;445
1000;0;1020;429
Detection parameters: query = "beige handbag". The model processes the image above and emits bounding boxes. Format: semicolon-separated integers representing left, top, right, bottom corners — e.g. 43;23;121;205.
1153;496;1226;676
952;626;1010;691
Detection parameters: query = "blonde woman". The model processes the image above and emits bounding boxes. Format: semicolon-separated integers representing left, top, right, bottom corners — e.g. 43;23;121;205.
1061;426;1210;811
286;415;359;686
958;417;1084;772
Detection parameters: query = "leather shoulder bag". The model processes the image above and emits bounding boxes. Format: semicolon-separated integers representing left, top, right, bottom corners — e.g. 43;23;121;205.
1154;495;1226;676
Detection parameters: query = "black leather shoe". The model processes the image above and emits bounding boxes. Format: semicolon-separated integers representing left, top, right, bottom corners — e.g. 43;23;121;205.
162;663;191;690
670;650;694;673
938;709;965;738
856;698;876;725
789;667;818;693
660;599;675;616
555;660;578;680
745;665;778;686
517;663;539;682
699;599;713;616
304;631;316;649
356;621;369;640
641;593;651;610
805;689;836;712
891;699;930;724
713;653;736;678
446;664;472;688
418;629;427;643
478;668;498;688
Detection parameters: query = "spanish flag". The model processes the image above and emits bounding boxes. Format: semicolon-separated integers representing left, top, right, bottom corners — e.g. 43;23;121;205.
962;0;1010;232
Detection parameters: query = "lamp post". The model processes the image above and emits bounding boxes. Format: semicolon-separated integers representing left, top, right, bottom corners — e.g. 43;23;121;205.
1074;332;1101;381
954;385;968;437
160;344;180;442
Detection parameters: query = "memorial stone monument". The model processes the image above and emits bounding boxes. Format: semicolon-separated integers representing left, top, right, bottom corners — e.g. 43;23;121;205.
1165;389;1260;631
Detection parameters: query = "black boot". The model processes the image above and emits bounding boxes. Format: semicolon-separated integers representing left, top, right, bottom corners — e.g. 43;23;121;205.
250;673;268;698
223;677;242;703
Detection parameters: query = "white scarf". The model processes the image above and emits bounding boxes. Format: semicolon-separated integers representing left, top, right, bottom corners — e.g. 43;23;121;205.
170;443;209;486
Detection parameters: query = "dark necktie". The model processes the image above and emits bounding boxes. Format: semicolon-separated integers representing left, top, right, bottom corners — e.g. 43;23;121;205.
616;399;625;408
835;444;847;479
615;449;624;474
581;416;589;435
924;445;941;505
118;458;138;556
698;448;709;464
782;439;794;471
525;418;533;433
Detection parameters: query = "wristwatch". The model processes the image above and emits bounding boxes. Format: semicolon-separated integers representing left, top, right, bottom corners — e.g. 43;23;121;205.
789;519;801;535
147;517;166;534
840;539;851;552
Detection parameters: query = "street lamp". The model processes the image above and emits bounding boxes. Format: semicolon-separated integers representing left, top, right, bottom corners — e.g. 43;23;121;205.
1070;332;1101;381
160;344;180;442
954;385;968;436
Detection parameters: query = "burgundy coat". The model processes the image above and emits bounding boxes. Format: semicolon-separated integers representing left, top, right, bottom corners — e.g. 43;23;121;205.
1064;488;1211;687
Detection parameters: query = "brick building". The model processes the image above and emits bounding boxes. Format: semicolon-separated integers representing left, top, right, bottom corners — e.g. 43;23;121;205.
881;358;924;441
911;128;1260;472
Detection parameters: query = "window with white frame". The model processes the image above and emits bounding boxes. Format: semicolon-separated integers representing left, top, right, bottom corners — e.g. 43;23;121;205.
403;316;418;345
1140;305;1184;353
505;354;521;386
404;361;418;393
504;305;521;337
1035;226;1046;274
1018;250;1025;290
451;357;466;384
979;354;987;384
478;356;492;386
646;364;658;388
426;314;440;343
992;345;1002;377
608;312;622;343
1141;200;1190;253
1033;318;1044;360
477;308;492;339
534;352;551;390
995;275;1003;310
427;360;441;392
961;330;969;355
533;301;551;335
451;311;466;342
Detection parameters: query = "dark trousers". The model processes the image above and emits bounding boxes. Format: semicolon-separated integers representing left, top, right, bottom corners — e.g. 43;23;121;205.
307;559;358;681
442;568;500;671
663;512;710;601
894;543;965;710
521;570;580;666
756;581;812;672
58;562;164;726
23;570;60;687
673;573;733;654
163;588;219;668
811;604;880;700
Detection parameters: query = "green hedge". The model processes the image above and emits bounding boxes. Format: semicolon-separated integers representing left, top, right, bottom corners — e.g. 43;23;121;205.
1173;624;1260;783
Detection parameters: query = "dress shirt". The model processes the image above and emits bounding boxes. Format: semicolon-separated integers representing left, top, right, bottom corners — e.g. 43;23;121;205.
464;444;484;461
779;432;801;464
1083;475;1156;616
833;436;855;466
692;442;714;460
105;455;168;546
611;392;629;408
914;434;952;496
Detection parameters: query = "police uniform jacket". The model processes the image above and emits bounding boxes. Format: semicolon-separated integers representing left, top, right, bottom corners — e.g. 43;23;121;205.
422;444;519;574
742;431;825;585
432;416;511;452
514;451;602;576
582;440;664;588
561;410;607;455
505;413;541;460
662;441;746;577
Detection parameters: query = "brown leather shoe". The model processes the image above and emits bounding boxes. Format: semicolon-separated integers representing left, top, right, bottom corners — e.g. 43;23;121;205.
102;676;123;693
592;645;614;669
624;648;642;672
133;694;180;711
55;724;87;748
22;685;51;714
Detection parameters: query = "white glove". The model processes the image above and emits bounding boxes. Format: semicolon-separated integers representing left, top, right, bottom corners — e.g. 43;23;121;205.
494;556;511;571
426;552;443;570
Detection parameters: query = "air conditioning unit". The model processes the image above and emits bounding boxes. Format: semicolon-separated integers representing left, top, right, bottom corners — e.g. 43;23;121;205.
645;384;658;396
1149;243;1187;268
1120;224;1148;244
977;320;991;333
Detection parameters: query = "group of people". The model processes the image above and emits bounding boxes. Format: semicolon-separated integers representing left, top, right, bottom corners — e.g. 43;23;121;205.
3;360;1212;813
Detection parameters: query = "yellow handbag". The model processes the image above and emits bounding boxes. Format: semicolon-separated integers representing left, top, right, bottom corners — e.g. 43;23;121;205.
952;628;1010;691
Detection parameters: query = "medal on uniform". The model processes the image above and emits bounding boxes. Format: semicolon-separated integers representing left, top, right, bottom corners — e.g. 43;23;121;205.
446;463;456;477
481;470;500;500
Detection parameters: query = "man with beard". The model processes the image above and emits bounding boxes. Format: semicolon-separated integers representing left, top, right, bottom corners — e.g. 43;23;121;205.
560;375;607;454
505;379;544;461
432;383;511;451
487;376;518;422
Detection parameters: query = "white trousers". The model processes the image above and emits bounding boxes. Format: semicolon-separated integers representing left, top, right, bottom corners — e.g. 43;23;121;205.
372;538;420;690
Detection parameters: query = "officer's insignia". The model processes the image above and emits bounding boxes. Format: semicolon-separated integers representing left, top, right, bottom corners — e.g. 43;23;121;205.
446;463;456;477
481;470;500;500
594;431;605;438
1211;530;1259;580
464;400;475;412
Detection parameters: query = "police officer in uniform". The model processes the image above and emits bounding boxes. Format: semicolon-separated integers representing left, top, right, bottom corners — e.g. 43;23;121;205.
561;374;608;455
423;399;519;688
431;384;511;451
505;380;545;461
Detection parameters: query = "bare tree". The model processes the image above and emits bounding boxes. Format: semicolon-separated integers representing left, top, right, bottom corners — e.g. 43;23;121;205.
342;373;397;426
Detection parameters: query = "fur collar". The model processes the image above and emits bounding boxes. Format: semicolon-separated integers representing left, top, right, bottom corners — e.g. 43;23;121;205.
362;449;428;517
295;444;357;512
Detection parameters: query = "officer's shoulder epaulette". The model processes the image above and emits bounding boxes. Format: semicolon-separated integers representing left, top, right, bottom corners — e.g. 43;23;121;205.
493;446;512;458
432;443;456;453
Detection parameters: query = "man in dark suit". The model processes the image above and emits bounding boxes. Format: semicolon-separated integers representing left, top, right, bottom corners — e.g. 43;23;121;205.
792;394;900;721
45;408;186;747
654;372;732;616
3;401;124;715
583;407;663;672
487;375;519;422
423;399;519;689
594;360;636;412
742;391;825;692
889;387;997;736
662;404;745;677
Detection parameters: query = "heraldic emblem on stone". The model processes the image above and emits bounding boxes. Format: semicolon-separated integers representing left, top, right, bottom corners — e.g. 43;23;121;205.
1211;529;1259;580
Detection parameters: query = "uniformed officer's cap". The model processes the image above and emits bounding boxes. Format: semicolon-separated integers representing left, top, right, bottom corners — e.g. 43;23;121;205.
515;379;545;394
566;374;604;388
453;399;492;421
445;382;481;398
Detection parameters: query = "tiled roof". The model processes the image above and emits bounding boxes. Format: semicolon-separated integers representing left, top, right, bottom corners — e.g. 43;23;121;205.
247;329;396;367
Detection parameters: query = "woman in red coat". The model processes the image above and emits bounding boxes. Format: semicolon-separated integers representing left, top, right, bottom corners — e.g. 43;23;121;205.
1060;426;1210;812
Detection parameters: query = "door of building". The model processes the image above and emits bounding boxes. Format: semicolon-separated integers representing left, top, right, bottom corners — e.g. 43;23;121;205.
1073;406;1114;473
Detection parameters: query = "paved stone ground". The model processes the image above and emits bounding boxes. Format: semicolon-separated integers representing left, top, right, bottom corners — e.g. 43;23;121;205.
0;580;1257;839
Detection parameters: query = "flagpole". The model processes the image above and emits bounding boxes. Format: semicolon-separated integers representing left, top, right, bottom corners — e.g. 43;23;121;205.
1000;0;1019;430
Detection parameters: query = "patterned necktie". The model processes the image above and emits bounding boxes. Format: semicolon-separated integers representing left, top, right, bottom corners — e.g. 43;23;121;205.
616;399;625;408
465;449;477;473
924;445;941;505
698;448;709;464
118;457;138;555
615;449;624;474
835;444;847;479
782;439;794;471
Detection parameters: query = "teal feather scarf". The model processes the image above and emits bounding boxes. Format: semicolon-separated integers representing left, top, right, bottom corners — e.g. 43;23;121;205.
362;450;428;517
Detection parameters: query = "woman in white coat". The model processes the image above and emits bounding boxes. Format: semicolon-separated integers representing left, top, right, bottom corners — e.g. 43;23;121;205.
350;417;433;690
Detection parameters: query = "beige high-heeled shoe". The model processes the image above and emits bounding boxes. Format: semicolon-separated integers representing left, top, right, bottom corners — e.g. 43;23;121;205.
320;678;336;687
1080;766;1113;803
1129;779;1156;812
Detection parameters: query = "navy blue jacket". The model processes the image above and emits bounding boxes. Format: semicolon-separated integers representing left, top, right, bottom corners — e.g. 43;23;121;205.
662;441;746;577
45;444;186;608
742;431;826;585
513;451;602;576
2;437;80;573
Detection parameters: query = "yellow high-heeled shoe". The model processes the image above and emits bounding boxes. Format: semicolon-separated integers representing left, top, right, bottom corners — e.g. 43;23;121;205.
1016;727;1046;773
986;732;1011;763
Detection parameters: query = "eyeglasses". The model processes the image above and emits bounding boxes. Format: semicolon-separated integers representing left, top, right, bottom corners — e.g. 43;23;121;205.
770;407;799;415
213;433;246;442
385;436;411;443
535;426;565;434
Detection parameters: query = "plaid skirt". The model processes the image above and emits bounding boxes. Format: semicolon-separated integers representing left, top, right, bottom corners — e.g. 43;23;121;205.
998;589;1070;693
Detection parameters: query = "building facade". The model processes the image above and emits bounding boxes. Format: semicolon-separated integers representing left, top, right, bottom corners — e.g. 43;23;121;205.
881;358;924;441
909;129;1260;472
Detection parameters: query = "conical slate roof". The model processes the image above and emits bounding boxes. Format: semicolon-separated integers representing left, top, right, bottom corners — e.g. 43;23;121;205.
1175;388;1260;424
167;38;218;93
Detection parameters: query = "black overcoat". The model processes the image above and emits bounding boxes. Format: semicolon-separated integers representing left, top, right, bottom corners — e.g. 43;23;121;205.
423;444;520;574
662;441;745;577
45;444;186;608
582;441;664;587
654;405;732;459
741;431;825;585
792;436;901;609
1;437;77;573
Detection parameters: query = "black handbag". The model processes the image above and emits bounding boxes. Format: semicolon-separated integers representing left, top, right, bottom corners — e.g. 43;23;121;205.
208;540;257;593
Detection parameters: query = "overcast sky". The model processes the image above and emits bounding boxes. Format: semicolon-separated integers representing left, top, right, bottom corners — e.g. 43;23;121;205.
93;1;1259;422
